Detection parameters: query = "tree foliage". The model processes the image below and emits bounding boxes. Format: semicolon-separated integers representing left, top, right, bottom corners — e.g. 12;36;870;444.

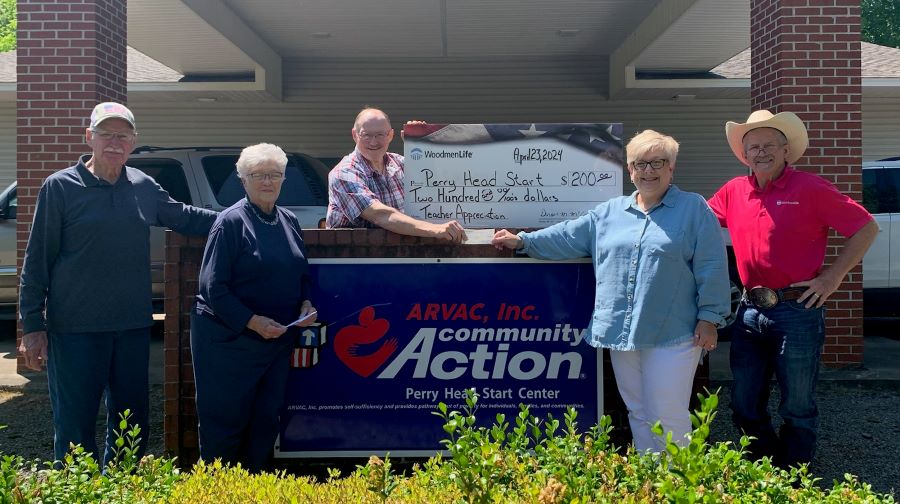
0;0;13;52
862;0;900;49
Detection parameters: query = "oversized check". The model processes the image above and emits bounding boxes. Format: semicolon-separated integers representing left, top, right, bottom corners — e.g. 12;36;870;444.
403;123;625;228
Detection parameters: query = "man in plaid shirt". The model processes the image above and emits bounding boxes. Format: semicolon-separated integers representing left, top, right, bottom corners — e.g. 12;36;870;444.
326;108;466;243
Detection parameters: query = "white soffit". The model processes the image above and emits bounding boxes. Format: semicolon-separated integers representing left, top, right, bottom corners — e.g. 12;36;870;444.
609;0;750;98
207;0;659;58
445;0;661;57
128;0;282;98
220;0;444;58
633;0;749;72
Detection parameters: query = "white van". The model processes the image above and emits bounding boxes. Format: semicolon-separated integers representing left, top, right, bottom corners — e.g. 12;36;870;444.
861;158;900;321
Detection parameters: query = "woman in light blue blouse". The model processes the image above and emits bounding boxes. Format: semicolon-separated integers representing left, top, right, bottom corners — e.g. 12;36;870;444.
493;130;729;452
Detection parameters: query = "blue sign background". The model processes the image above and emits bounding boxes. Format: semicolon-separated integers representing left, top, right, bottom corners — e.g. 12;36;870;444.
277;258;598;457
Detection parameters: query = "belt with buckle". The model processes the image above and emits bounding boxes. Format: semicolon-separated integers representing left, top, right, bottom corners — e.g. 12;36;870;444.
743;286;807;309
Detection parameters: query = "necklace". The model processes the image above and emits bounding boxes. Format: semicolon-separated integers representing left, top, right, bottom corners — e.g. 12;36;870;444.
247;201;278;226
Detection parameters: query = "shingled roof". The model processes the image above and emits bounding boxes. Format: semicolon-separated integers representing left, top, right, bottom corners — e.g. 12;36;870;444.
0;46;182;83
712;42;900;78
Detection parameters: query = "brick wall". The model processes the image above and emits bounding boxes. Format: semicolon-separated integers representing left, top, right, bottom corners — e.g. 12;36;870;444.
750;0;864;366
15;0;128;369
163;229;710;465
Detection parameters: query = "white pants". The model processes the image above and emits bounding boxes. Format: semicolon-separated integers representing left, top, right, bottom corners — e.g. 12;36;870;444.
609;340;702;453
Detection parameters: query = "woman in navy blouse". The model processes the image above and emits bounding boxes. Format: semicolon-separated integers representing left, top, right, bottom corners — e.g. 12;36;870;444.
492;130;729;453
191;143;317;472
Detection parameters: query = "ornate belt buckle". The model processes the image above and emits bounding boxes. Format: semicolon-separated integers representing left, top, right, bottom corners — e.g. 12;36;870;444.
747;286;778;309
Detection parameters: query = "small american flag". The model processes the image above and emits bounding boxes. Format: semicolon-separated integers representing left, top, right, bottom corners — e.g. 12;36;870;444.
291;348;319;368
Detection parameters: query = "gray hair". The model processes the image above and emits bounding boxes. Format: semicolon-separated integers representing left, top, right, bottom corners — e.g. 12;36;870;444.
626;130;680;166
236;143;288;177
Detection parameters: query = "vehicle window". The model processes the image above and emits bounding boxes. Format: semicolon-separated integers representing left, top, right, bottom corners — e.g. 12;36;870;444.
881;168;900;213
316;156;343;170
862;169;880;213
128;158;194;205
202;154;328;207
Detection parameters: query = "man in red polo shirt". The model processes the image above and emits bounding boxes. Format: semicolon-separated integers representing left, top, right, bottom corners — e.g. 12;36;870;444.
708;110;877;468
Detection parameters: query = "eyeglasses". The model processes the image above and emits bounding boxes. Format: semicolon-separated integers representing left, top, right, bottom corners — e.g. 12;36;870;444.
745;143;784;157
91;129;136;143
357;130;391;142
245;172;285;182
631;159;668;171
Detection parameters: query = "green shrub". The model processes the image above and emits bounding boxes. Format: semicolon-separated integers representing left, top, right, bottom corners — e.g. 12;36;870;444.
167;458;467;504
428;389;894;503
0;396;894;503
0;410;181;504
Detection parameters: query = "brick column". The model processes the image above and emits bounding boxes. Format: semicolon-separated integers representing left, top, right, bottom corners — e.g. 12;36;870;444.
16;1;127;369
750;0;863;367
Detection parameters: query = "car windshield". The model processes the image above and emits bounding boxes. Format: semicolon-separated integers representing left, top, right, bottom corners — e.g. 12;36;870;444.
202;154;328;207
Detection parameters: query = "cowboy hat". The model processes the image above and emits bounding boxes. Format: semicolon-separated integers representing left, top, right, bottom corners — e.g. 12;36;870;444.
725;110;808;167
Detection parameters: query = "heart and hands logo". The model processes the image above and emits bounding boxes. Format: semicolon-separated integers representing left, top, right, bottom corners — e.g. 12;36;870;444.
333;306;398;377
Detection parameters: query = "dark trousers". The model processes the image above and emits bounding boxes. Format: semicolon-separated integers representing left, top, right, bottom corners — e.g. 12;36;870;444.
47;328;151;466
729;300;825;468
191;312;292;473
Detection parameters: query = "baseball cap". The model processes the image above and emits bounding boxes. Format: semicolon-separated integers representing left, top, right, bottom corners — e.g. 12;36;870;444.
89;102;136;130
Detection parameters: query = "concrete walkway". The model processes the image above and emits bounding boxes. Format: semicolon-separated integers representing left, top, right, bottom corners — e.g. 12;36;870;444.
0;330;165;387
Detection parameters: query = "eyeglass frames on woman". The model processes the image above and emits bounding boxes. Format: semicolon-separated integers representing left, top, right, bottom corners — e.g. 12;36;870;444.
245;172;285;182
631;159;668;171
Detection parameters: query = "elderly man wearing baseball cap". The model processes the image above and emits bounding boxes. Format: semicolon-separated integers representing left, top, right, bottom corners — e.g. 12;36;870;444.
708;110;878;468
18;102;218;467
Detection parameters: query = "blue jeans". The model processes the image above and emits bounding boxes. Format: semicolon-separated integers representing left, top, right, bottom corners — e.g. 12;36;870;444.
729;300;825;468
47;328;151;467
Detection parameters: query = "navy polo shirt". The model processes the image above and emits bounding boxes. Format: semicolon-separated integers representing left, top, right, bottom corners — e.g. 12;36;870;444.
19;156;217;334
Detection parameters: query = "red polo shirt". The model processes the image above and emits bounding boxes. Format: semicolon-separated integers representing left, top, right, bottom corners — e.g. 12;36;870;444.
708;166;873;290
